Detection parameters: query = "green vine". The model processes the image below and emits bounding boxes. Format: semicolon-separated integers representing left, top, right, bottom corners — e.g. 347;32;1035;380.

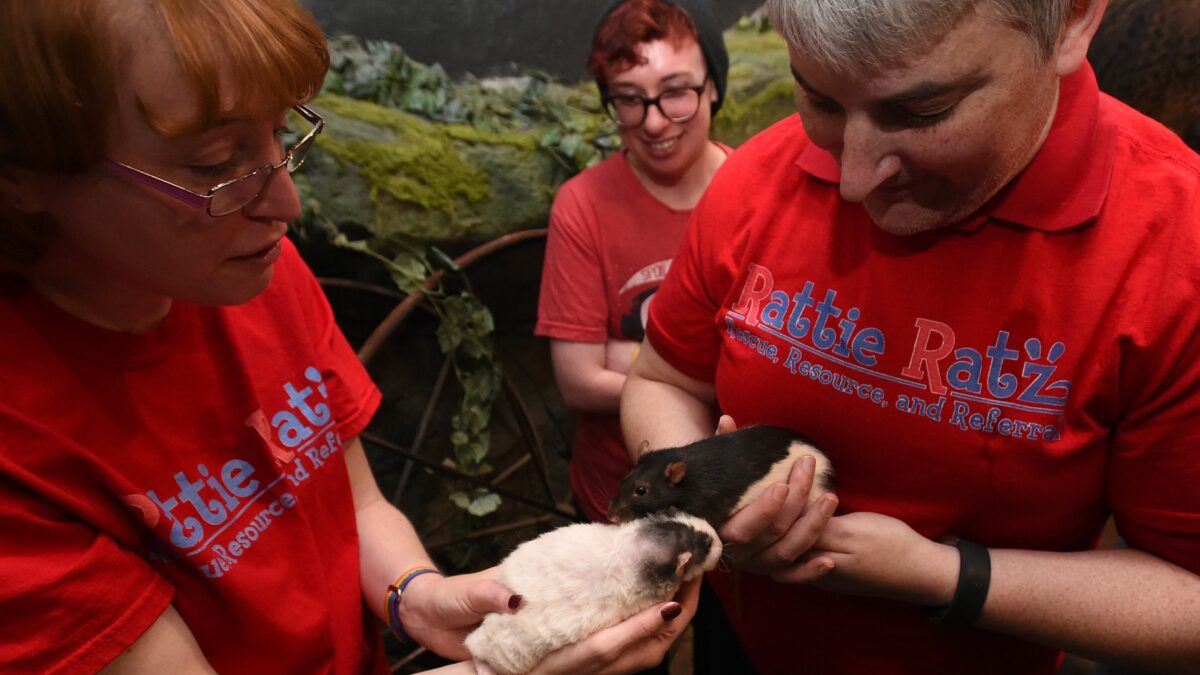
321;224;505;517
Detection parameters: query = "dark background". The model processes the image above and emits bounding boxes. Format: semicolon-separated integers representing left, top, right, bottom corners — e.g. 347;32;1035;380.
298;0;765;80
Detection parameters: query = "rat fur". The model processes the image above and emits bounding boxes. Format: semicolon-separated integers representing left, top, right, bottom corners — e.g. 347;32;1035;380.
464;513;721;675
608;424;834;527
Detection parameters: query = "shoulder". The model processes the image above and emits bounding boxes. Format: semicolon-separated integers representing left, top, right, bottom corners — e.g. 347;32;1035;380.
554;152;633;204
1102;93;1200;189
708;115;812;201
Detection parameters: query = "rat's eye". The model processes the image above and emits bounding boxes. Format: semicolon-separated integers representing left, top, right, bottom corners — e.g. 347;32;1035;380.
634;485;648;497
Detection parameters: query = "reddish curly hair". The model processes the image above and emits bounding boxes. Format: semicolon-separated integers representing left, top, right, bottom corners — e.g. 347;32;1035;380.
588;0;702;88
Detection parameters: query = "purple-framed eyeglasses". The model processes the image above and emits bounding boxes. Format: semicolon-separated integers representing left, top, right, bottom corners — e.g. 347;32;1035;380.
102;104;324;218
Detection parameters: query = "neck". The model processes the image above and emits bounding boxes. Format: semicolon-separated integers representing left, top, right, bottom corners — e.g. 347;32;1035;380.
628;141;726;211
30;247;172;333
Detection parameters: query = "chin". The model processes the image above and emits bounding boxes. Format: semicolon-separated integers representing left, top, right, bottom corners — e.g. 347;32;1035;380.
865;199;978;236
194;269;276;307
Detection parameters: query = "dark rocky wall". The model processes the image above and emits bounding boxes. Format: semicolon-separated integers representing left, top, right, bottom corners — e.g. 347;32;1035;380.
299;0;765;80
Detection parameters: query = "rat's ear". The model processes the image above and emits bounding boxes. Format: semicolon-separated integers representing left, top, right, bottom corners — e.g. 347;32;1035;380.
637;440;650;459
674;551;693;578
664;461;687;486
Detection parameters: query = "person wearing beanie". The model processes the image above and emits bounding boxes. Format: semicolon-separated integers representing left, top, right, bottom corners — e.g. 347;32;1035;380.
536;1;746;671
537;0;731;527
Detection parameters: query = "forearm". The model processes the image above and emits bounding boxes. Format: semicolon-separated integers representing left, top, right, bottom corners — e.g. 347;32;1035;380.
356;497;438;620
550;339;628;414
560;368;627;414
619;342;717;458
979;547;1200;672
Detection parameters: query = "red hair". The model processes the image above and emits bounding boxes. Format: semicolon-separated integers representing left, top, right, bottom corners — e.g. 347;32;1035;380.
588;0;701;87
0;0;328;268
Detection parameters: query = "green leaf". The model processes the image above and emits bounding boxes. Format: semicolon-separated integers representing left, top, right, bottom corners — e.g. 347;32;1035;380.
330;232;372;254
448;488;502;516
466;491;502;516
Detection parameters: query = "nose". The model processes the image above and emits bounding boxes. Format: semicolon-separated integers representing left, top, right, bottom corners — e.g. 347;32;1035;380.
835;114;902;204
242;163;302;224
641;100;672;135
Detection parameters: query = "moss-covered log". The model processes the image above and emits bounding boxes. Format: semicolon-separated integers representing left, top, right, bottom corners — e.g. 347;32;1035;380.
296;24;797;247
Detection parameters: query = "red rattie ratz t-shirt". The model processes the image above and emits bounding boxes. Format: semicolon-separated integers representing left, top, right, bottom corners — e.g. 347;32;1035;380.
0;238;386;674
537;144;729;522
647;64;1200;674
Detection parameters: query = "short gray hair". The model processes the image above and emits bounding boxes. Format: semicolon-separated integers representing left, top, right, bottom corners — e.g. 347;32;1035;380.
766;0;1075;71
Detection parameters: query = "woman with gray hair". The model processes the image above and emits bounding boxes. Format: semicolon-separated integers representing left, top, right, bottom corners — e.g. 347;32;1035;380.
622;0;1200;672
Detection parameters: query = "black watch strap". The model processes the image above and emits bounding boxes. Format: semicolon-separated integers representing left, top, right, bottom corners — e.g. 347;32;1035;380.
930;538;991;625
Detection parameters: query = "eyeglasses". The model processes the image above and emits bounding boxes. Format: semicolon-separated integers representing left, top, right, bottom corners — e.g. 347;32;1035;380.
602;77;709;129
103;104;324;218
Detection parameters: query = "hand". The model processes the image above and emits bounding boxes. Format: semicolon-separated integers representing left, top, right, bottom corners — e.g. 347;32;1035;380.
714;413;738;436
525;576;701;675
605;340;640;375
718;449;840;584
399;567;520;661
809;512;958;606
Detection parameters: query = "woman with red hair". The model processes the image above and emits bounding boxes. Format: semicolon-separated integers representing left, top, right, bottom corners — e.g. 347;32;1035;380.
0;1;694;672
536;2;747;671
537;0;730;527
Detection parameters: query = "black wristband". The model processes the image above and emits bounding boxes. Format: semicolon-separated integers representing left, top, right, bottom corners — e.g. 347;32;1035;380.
930;538;991;625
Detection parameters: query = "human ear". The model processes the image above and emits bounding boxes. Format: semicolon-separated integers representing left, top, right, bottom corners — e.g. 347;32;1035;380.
1055;0;1108;76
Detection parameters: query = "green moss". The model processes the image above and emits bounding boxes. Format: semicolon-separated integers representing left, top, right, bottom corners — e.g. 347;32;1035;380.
723;23;790;56
311;93;491;214
713;77;797;146
443;124;540;151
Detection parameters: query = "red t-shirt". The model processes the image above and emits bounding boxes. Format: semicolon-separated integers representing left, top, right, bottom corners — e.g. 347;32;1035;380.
536;146;728;522
0;239;387;674
647;64;1200;674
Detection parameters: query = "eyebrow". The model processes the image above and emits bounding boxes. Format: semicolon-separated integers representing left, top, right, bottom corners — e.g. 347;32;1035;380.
610;71;702;90
790;66;983;105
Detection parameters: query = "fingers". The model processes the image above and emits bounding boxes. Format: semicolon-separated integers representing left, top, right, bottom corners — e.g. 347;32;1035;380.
771;552;838;585
769;454;821;538
529;581;695;675
719;482;789;545
715;414;738;435
747;493;839;571
466;575;522;616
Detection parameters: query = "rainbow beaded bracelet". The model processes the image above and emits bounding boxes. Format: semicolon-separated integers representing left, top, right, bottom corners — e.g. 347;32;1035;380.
385;566;443;642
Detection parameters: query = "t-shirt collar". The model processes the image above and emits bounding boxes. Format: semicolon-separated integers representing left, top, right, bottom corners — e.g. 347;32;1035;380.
796;64;1114;232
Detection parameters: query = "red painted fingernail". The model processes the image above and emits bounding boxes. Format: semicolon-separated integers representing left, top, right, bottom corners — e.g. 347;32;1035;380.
660;603;682;621
508;594;523;609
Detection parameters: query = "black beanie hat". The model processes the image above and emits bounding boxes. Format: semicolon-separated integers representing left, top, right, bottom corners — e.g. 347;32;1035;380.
593;0;731;116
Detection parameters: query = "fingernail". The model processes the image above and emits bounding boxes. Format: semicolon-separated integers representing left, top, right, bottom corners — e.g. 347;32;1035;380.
770;484;789;502
802;455;814;470
822;497;836;516
660;603;682;621
508;594;523;610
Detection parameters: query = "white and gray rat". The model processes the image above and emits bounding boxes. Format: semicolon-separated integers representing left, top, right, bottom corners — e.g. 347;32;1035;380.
608;424;834;528
464;512;721;675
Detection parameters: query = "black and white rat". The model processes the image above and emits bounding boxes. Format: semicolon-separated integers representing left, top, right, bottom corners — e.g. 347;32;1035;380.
464;513;721;675
608;424;834;527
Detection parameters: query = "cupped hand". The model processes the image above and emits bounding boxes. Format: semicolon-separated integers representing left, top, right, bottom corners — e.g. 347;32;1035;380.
526;576;702;675
715;414;839;582
399;567;520;660
808;511;958;605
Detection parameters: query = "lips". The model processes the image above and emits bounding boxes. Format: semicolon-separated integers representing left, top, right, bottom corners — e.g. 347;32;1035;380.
230;239;282;262
641;134;681;155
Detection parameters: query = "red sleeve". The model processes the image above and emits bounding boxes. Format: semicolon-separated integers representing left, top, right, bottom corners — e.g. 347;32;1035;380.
535;180;610;343
284;239;382;440
1105;182;1200;572
644;178;729;383
0;425;173;674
